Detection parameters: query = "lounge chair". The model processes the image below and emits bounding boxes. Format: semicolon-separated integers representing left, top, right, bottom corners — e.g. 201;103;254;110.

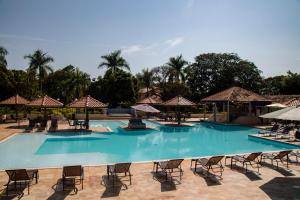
262;150;292;169
68;119;78;129
107;162;132;187
62;165;84;192
154;159;184;181
128;118;146;129
5;169;39;195
230;152;262;173
37;119;48;131
290;151;300;163
49;118;58;132
258;124;280;136
191;156;224;177
25;119;36;132
275;126;294;140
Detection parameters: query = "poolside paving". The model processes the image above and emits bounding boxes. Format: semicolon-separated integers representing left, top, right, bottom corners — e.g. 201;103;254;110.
0;159;300;199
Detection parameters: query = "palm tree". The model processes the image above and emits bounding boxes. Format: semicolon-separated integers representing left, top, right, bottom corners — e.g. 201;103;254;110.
165;55;188;83
98;50;130;74
72;67;91;98
137;68;155;97
24;49;54;93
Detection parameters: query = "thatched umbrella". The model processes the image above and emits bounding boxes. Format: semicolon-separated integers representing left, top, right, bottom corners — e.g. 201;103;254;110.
68;95;107;129
202;87;271;122
27;95;63;119
162;96;196;124
0;94;29;122
131;104;160;113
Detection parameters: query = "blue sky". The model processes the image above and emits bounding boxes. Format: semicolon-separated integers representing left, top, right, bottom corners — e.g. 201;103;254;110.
0;0;299;78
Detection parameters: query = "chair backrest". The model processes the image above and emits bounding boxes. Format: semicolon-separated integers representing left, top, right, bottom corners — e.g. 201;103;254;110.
51;119;58;127
6;169;29;181
166;159;184;169
271;124;279;131
274;150;292;159
207;156;224;165
63;165;82;177
246;152;262;161
114;163;131;173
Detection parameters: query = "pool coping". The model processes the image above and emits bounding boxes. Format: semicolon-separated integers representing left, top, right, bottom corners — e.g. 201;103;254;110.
249;134;300;148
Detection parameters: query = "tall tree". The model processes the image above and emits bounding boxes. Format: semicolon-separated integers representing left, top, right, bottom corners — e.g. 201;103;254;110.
165;55;188;83
98;50;130;74
0;46;8;69
24;49;54;93
136;68;155;97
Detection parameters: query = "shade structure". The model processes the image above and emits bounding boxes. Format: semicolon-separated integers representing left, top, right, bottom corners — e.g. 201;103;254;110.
27;95;63;108
0;94;29;105
266;103;287;108
0;94;29;122
259;106;296;119
284;98;300;107
68;95;107;129
162;96;196;107
131;104;160;113
274;106;300;121
202;87;270;102
162;96;196;125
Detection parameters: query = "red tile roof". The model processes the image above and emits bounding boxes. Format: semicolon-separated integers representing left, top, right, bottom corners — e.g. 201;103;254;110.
27;95;63;107
68;95;107;108
0;94;29;105
163;96;196;106
202;87;270;102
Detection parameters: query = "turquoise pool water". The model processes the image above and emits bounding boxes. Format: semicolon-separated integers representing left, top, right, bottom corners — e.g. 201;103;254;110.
0;120;298;169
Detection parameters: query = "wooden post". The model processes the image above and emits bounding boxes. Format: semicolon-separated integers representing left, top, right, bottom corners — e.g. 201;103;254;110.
227;101;230;122
85;108;89;129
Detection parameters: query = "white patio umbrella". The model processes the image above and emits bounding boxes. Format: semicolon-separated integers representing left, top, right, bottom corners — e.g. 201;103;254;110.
266;103;287;108
131;104;160;113
259;106;296;120
275;106;300;121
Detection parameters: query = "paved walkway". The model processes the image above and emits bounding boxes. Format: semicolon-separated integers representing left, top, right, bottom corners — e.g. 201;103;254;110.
0;159;300;199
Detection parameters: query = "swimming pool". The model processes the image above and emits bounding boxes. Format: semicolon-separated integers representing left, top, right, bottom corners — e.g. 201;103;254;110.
0;120;298;169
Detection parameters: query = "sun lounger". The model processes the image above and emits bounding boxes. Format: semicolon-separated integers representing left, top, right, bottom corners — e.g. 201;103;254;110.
275;126;294;139
25;119;36;132
49;118;58;132
192;156;224;177
107;162;132;187
5;169;39;195
154;159;184;181
62;165;84;192
258;124;280;136
230;152;262;173
262;150;292;169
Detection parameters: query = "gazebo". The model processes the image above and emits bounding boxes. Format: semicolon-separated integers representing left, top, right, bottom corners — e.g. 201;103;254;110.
27;95;63;119
0;94;29;122
202;87;271;122
68;95;107;129
162;96;196;124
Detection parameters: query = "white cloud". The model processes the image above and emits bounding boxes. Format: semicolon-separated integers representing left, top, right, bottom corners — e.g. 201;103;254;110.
122;45;143;55
165;37;185;47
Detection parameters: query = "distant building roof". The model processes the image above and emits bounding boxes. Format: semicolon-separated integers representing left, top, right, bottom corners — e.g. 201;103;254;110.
283;98;300;107
137;95;162;104
68;95;107;108
163;96;196;106
0;94;29;105
265;95;300;106
27;95;63;107
202;87;270;102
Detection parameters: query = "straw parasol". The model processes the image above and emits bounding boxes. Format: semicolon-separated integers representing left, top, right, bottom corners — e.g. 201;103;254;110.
27;95;63;119
131;104;160;113
68;95;107;129
0;94;29;121
162;96;196;124
202;87;271;122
